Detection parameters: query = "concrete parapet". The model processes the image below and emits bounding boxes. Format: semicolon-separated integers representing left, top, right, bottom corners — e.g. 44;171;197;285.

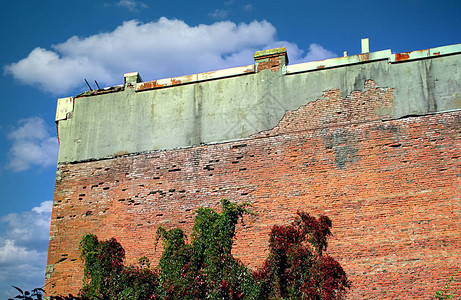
55;44;461;163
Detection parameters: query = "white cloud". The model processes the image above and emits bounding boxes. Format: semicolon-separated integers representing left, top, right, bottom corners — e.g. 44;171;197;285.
209;9;229;20
0;239;43;265
4;18;336;95
303;43;337;62
4;47;110;94
32;201;53;215
242;4;253;11
0;201;52;298
117;0;148;12
0;238;46;297
6;117;58;172
1;201;52;250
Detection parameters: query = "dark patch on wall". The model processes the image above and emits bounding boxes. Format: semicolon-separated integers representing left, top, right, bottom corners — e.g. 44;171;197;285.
323;129;359;169
376;124;400;134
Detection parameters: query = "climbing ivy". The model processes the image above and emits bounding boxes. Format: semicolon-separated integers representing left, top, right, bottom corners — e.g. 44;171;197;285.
434;268;460;299
253;212;350;299
77;200;349;299
79;234;159;299
155;199;257;299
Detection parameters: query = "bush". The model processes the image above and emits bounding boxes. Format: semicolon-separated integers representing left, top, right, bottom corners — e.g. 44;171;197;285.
79;234;159;299
253;212;350;299
155;199;257;299
76;200;349;299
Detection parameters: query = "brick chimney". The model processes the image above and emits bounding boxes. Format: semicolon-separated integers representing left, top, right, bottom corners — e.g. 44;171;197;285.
254;47;288;73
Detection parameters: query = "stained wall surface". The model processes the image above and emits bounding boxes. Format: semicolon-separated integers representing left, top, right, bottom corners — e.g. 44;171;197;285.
55;46;461;163
46;46;461;299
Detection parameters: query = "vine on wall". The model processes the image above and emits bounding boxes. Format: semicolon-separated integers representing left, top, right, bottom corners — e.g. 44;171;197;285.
77;199;350;299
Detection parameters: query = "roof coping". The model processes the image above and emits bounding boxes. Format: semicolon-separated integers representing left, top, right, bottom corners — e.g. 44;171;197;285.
73;43;461;95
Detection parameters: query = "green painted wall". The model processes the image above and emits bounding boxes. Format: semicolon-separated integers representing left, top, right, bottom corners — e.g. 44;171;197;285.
56;46;461;163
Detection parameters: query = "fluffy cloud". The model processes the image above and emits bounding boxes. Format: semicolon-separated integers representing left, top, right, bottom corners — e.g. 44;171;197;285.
0;201;52;298
242;4;253;11
117;0;148;12
7;117;58;172
1;201;52;251
5;18;336;95
208;9;229;20
303;43;337;62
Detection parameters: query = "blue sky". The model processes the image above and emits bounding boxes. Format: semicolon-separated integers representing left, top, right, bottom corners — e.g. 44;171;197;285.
0;0;460;297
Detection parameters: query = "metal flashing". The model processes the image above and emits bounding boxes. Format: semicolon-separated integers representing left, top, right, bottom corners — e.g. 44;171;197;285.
136;64;255;92
62;43;461;97
389;43;461;63
286;49;392;74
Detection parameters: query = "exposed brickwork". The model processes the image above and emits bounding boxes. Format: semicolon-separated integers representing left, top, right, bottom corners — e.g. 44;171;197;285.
253;80;394;138
256;56;285;72
46;82;461;299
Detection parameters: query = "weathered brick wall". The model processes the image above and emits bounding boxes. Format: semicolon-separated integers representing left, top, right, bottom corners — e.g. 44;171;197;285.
46;81;461;299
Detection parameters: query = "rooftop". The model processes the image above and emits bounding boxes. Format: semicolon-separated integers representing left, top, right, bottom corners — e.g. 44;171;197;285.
73;41;461;98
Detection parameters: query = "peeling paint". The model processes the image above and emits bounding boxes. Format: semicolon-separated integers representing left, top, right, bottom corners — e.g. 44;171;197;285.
359;53;370;62
135;64;254;92
394;53;410;61
137;80;167;90
390;44;461;63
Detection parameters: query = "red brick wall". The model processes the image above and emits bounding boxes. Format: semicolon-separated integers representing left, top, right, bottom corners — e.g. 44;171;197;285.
46;81;461;299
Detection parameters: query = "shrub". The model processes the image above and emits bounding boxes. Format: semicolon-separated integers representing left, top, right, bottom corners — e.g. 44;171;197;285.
155;199;257;299
77;200;349;299
253;212;350;299
79;234;159;299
